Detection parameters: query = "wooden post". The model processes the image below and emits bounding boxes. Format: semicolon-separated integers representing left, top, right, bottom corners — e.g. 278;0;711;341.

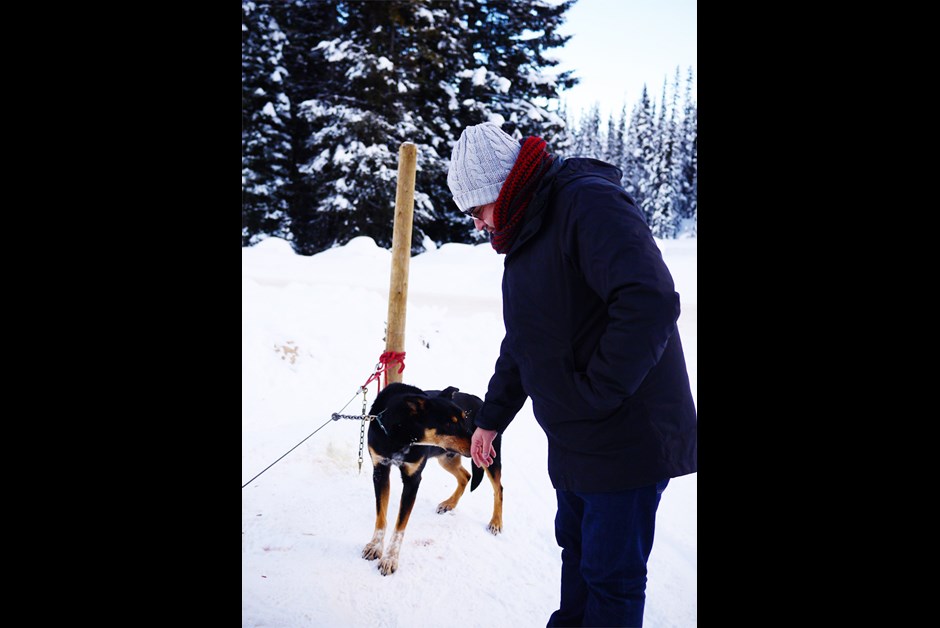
384;142;417;387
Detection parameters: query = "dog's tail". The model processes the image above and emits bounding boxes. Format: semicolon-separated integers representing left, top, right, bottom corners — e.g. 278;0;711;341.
470;462;484;491
470;433;500;491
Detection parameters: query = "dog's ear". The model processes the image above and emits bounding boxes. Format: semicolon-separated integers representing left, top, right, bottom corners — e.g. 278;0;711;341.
400;394;428;416
439;386;459;399
370;382;425;415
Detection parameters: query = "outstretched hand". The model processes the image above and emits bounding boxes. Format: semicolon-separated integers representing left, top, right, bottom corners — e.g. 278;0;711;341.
471;427;498;468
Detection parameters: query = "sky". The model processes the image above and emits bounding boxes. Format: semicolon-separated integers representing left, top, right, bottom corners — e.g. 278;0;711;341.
242;234;697;627
552;0;697;121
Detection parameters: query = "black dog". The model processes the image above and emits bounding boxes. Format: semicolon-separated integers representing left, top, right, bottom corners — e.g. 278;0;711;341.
361;382;503;575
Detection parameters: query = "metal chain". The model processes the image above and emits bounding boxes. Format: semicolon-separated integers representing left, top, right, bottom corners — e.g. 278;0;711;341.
358;386;368;474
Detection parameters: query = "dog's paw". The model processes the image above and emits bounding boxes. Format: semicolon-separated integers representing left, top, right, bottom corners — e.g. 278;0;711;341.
486;521;502;535
436;501;457;514
378;556;398;575
362;542;383;561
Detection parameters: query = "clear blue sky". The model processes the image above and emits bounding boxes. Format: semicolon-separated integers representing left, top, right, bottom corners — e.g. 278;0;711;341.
552;0;697;121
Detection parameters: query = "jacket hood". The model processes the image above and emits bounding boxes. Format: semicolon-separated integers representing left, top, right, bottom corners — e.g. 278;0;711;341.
507;157;624;256
554;157;624;190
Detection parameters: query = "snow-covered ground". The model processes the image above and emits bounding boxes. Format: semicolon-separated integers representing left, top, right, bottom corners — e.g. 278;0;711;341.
242;235;697;627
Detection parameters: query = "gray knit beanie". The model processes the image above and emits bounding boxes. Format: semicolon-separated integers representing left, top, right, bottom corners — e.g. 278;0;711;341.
447;122;521;213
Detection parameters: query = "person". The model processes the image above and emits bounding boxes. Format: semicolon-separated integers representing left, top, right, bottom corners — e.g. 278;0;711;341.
446;122;697;628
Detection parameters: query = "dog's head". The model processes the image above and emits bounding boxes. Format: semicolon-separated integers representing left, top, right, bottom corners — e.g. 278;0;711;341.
370;383;472;456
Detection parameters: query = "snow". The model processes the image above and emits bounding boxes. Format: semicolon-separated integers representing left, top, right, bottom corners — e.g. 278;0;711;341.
317;39;349;63
494;76;512;93
415;7;436;24
487;112;508;126
261;102;278;119
242;235;697;627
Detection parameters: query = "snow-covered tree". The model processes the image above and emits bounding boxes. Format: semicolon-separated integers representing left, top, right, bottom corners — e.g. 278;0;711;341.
551;97;576;154
270;1;341;224
606;103;627;172
562;72;696;238
242;1;292;245
571;102;604;158
645;73;681;238
675;67;697;236
291;1;469;253
622;85;656;211
450;0;577;145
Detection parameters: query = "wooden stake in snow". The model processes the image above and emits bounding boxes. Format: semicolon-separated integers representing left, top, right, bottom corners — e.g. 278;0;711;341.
384;142;417;387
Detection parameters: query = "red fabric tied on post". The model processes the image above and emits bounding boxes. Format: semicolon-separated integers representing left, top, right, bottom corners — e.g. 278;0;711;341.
362;351;406;394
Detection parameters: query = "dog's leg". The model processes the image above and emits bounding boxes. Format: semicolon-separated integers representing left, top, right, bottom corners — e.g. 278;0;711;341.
435;452;470;513
484;465;503;534
362;448;391;561
378;456;426;575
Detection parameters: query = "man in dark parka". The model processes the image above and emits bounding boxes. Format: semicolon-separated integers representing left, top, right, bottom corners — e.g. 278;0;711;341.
447;122;697;628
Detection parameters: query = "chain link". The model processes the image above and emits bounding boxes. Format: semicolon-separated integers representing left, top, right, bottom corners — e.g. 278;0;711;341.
358;386;368;474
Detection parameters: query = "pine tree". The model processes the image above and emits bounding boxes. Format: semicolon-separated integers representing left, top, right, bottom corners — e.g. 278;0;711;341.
689;133;697;236
270;1;341;231
645;71;681;238
552;97;576;154
290;1;413;254
562;75;696;239
572;102;604;158
622;85;656;210
396;1;495;248
287;2;452;252
606;103;627;176
242;1;293;245
450;0;578;146
675;66;697;236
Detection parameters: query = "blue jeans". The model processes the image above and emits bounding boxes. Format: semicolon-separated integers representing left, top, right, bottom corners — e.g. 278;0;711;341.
547;479;669;628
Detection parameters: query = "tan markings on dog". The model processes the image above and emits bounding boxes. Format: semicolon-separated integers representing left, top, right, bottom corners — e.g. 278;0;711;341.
414;429;471;456
372;456;391;526
368;446;385;468
394;507;414;534
436;454;471;513
363;447;390;561
400;457;426;478
374;478;390;530
486;467;504;534
451;415;459;423
394;456;427;534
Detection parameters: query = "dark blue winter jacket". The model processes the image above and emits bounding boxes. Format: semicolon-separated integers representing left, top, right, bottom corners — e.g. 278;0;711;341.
474;157;698;492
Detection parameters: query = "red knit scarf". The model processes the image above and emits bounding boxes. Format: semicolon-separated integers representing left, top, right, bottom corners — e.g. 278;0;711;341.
491;136;555;254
